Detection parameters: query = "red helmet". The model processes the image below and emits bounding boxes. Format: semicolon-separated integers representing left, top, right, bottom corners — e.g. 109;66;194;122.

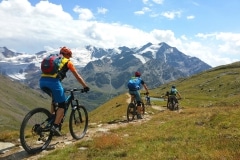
135;71;141;77
60;46;72;57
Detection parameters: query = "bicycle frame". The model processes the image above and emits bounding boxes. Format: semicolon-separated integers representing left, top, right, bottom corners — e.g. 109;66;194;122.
48;88;84;128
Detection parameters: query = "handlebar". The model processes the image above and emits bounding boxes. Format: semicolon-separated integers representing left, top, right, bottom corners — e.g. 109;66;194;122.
64;88;88;93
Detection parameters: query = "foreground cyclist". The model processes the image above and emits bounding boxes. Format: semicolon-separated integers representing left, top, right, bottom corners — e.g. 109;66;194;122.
39;47;90;136
127;71;149;119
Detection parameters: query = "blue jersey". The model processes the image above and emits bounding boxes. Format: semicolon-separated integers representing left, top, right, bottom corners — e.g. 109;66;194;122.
127;77;142;91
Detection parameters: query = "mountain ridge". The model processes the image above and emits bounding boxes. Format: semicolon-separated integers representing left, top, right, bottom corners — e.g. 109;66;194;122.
0;42;212;109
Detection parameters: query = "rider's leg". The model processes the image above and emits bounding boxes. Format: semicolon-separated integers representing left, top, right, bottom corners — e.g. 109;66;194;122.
134;91;141;112
54;102;65;124
130;95;134;103
50;102;65;136
136;101;142;113
50;81;65;136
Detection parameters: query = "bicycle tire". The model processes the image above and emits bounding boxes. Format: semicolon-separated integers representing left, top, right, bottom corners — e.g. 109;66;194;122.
140;103;145;117
20;108;53;154
167;101;173;111
69;105;88;140
174;103;179;111
127;103;136;121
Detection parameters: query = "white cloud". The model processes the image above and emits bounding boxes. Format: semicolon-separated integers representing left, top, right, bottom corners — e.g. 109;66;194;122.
134;10;145;15
134;7;151;15
97;7;108;14
196;32;240;55
73;6;94;20
152;0;164;5
142;0;149;5
187;15;195;20
0;0;239;67
161;11;181;19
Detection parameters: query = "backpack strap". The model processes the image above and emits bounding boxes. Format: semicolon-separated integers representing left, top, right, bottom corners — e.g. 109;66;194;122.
56;58;70;80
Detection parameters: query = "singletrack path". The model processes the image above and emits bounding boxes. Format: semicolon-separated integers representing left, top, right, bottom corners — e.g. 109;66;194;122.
0;95;168;160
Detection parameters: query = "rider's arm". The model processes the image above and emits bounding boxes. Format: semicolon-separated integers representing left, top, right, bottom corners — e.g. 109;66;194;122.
177;92;182;99
143;83;149;93
141;80;149;93
68;61;88;87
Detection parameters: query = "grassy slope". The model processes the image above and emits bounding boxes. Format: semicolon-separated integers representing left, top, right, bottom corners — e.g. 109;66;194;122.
39;61;240;160
1;61;240;159
0;75;51;140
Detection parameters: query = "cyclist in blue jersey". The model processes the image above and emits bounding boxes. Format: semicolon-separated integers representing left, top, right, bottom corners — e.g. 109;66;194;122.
168;85;181;105
127;71;149;119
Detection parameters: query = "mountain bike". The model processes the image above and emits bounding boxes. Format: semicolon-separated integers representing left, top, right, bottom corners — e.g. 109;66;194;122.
19;88;88;154
167;95;180;111
127;94;145;121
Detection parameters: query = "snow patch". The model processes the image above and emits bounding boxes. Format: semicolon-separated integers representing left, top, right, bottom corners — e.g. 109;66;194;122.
133;54;146;64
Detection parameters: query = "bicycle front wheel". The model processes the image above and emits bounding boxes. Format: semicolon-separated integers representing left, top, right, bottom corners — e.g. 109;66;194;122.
19;108;53;154
69;105;88;140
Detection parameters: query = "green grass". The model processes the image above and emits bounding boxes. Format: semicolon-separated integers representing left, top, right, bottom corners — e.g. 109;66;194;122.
1;62;240;159
40;106;240;160
0;75;51;140
38;62;240;160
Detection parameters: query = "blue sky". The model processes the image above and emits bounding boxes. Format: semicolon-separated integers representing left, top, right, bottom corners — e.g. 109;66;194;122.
0;0;239;67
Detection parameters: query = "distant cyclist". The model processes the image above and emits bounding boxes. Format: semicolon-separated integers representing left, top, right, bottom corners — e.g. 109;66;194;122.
168;85;181;105
127;71;149;119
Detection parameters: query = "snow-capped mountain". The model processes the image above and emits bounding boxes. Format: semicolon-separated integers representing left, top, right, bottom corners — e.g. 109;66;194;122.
0;42;211;90
0;46;100;80
0;42;212;110
80;42;211;94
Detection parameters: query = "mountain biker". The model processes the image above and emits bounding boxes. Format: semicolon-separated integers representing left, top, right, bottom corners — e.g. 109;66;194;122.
168;85;181;107
127;71;149;119
39;46;90;136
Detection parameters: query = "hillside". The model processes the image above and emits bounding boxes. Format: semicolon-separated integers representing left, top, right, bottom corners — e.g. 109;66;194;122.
37;61;240;159
0;75;51;132
88;61;240;122
1;61;240;159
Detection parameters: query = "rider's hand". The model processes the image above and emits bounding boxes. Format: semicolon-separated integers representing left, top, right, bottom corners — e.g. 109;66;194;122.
84;86;90;92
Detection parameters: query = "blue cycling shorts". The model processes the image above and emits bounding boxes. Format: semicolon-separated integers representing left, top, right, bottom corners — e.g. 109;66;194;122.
39;77;65;103
129;90;141;102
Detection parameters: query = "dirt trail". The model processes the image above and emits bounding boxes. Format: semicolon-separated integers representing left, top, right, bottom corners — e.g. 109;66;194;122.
0;116;156;160
0;95;167;160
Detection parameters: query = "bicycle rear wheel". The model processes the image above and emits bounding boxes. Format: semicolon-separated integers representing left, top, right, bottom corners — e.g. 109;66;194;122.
69;105;88;140
168;101;174;111
174;103;179;111
20;108;53;154
127;103;136;121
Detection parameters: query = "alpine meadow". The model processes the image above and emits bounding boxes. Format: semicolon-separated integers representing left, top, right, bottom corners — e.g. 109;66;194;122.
0;61;240;160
